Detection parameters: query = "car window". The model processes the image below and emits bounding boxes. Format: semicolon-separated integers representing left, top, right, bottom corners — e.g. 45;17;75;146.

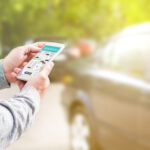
109;34;150;80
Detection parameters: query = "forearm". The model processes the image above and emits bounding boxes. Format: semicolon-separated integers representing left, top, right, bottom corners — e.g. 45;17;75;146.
0;85;40;149
0;60;10;90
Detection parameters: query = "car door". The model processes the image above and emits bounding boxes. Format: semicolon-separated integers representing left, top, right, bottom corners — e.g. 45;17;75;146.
135;39;150;148
87;34;150;150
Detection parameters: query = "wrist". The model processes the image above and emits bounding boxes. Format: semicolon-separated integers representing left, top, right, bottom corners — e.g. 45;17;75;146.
2;60;10;84
0;59;11;88
26;82;44;98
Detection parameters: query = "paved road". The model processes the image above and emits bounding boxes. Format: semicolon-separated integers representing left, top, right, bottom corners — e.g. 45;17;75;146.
0;83;69;150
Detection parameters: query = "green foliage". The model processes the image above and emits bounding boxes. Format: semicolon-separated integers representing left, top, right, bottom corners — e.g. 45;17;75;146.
0;0;150;52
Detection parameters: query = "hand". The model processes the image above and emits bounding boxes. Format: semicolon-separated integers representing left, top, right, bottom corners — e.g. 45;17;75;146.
25;62;54;98
2;42;46;83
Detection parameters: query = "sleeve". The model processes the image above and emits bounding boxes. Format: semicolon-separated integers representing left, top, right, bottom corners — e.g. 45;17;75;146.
0;85;40;149
0;60;10;90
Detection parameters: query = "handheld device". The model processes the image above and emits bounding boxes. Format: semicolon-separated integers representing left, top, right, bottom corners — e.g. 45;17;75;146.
17;42;65;81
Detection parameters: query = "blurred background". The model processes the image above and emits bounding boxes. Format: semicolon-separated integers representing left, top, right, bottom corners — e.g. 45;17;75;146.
0;0;150;54
1;0;150;150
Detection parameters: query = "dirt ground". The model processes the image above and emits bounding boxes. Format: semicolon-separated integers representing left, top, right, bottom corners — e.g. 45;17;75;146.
0;83;69;150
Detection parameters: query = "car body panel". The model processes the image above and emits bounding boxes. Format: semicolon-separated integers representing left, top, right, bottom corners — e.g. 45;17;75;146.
60;24;150;148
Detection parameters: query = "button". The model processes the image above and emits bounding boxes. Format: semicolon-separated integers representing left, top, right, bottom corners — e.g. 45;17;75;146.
41;61;46;64
25;71;32;75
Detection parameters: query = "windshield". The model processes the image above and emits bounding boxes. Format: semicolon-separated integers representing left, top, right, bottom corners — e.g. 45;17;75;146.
100;34;150;80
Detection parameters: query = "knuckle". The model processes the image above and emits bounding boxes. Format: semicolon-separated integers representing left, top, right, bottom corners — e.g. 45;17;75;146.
39;73;46;80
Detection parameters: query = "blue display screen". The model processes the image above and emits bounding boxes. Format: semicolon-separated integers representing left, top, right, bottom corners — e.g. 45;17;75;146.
41;45;61;53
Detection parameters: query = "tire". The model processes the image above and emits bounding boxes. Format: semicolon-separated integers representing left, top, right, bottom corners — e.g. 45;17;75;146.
69;105;100;150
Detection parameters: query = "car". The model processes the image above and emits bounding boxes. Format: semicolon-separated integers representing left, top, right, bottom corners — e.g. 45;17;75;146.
56;23;150;150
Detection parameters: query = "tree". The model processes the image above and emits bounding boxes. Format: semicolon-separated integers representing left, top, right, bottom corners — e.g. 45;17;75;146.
0;0;150;56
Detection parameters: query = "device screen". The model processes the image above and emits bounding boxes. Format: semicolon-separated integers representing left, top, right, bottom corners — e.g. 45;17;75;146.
18;44;62;78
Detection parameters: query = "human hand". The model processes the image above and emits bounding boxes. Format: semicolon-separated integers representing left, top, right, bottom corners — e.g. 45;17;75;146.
2;42;46;84
25;61;54;98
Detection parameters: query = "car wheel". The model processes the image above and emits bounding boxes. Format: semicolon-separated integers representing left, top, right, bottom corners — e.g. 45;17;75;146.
69;106;100;150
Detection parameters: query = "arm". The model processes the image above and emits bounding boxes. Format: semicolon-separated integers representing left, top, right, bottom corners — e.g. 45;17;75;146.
0;85;40;149
0;61;54;149
0;43;54;149
0;60;10;90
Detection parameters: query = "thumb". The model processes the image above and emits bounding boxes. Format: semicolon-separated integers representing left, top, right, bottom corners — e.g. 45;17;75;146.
41;61;54;76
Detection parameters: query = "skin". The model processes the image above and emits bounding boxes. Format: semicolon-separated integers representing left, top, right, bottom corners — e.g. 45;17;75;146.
2;42;54;98
26;61;54;97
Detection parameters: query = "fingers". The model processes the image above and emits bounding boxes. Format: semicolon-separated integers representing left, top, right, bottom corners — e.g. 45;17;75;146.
10;68;26;89
32;42;46;48
41;61;54;76
11;72;17;80
14;68;21;74
25;45;41;54
22;62;28;68
24;42;46;62
25;52;36;62
18;62;27;70
8;72;18;82
27;42;46;53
